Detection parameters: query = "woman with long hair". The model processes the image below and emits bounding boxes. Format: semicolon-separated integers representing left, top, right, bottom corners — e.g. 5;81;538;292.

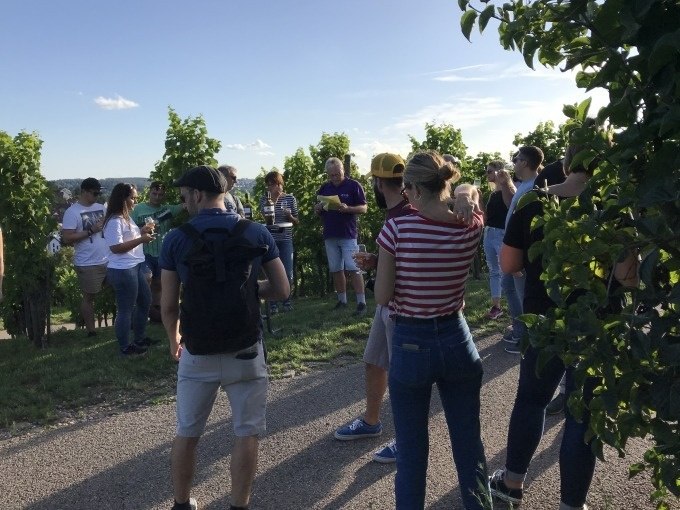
375;151;491;509
103;183;156;357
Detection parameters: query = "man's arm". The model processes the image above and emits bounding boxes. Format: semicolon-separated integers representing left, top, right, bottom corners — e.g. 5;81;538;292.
161;269;182;361
374;246;396;306
258;258;290;301
337;203;367;214
500;243;523;274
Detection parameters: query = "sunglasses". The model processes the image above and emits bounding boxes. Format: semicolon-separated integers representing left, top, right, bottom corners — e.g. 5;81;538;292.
486;169;496;174
400;181;413;196
228;174;237;181
512;157;525;164
90;190;101;197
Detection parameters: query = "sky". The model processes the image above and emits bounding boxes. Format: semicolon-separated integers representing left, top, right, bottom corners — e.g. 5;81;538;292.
1;0;607;181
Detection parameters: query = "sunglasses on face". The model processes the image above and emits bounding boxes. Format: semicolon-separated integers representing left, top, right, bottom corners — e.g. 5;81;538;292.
486;169;496;174
89;190;101;197
512;157;525;164
228;174;237;181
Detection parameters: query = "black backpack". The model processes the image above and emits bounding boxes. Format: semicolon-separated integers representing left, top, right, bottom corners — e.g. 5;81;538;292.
178;220;269;355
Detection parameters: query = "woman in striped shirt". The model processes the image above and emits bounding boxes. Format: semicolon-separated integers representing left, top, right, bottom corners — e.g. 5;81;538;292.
259;171;299;313
375;151;491;510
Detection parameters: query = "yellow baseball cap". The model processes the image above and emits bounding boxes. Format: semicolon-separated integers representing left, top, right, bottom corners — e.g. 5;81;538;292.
370;153;405;178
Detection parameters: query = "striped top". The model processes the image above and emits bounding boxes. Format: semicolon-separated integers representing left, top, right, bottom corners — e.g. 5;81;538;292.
377;213;483;318
258;193;299;241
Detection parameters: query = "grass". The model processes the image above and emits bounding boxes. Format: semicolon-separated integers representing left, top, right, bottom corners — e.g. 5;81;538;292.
0;276;508;432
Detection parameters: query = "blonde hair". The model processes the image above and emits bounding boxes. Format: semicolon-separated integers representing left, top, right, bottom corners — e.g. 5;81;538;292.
404;150;461;200
454;183;479;203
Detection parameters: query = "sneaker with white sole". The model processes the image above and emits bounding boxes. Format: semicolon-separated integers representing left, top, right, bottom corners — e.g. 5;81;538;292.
489;469;523;506
372;439;397;463
504;340;521;354
170;497;197;510
334;418;382;440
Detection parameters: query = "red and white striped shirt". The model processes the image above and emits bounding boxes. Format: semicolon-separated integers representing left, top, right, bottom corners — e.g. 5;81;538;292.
377;212;483;318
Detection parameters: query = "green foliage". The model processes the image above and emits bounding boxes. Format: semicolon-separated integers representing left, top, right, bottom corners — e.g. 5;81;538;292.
149;107;221;204
513;120;568;164
0;131;57;346
409;122;468;162
460;0;680;504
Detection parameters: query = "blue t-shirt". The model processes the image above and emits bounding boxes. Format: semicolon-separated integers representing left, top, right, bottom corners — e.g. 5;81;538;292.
317;178;366;240
160;208;279;284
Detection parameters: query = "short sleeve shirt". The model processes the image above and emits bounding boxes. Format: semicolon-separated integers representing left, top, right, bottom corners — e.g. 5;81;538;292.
62;202;109;266
103;216;145;269
131;202;184;258
317;178;366;240
160;209;279;284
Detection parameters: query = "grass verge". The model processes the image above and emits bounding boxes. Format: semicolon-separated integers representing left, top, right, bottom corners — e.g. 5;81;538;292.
0;278;507;432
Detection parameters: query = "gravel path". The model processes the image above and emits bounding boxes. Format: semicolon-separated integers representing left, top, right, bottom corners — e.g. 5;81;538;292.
1;332;672;510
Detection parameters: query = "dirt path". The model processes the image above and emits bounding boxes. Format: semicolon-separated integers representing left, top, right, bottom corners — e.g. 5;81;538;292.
1;332;671;509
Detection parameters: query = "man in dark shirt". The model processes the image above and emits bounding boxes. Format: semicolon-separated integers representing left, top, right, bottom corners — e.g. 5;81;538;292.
314;157;368;315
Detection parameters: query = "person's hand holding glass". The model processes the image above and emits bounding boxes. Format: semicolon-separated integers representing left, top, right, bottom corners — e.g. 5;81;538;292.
352;244;371;274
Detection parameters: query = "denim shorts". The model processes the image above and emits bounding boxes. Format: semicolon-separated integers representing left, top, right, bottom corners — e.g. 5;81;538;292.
176;341;268;437
324;238;359;272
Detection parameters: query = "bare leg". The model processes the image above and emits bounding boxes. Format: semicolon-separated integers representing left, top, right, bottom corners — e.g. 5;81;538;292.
364;363;388;426
81;292;96;332
332;271;346;294
171;436;200;503
350;271;365;295
230;435;259;507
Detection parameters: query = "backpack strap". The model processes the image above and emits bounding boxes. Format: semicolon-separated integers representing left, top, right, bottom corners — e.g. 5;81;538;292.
231;219;252;238
179;223;205;257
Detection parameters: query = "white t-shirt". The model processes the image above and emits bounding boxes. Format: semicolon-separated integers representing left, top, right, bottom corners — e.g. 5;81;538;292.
103;216;145;269
62;202;109;267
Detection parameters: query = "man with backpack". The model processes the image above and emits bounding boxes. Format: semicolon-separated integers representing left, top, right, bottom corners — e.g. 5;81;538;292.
159;165;289;510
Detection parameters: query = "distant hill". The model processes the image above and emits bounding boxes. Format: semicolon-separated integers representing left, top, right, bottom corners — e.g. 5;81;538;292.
50;177;255;195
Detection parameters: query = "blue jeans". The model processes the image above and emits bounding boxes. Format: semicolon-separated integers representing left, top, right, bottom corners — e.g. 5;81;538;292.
107;263;151;351
505;346;596;507
270;239;293;307
483;227;504;300
389;313;491;510
501;272;526;338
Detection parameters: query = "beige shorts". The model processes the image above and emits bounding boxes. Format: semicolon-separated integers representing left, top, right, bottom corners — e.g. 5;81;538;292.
75;264;107;295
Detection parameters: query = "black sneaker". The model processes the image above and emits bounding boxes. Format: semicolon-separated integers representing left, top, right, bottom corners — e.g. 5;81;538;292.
489;469;523;506
333;301;348;310
171;498;197;510
136;336;160;347
354;302;367;316
120;344;148;357
504;341;521;354
546;392;566;415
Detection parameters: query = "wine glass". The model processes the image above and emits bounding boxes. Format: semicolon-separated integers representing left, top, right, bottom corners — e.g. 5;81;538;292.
353;244;367;274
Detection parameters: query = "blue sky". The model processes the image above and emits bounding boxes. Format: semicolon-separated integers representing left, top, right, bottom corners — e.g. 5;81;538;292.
1;0;605;181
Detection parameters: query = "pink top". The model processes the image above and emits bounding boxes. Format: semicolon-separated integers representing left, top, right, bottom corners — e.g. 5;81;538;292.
377;212;483;318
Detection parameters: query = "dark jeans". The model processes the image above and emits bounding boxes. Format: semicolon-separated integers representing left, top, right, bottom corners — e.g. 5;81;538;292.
505;345;596;507
107;263;151;351
389;313;490;510
270;239;293;307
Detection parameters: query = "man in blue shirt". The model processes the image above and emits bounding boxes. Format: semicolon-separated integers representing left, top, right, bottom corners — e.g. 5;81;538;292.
160;165;289;510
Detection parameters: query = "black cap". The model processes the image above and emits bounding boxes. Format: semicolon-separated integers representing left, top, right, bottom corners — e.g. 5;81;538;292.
80;177;103;191
173;165;227;193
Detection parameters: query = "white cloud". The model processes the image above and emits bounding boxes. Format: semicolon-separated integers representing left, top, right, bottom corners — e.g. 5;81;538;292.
258;150;275;156
225;139;272;151
93;95;139;110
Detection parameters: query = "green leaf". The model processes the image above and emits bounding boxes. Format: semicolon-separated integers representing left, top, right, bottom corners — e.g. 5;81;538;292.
460;9;478;41
478;5;495;33
576;97;592;121
458;0;469;11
